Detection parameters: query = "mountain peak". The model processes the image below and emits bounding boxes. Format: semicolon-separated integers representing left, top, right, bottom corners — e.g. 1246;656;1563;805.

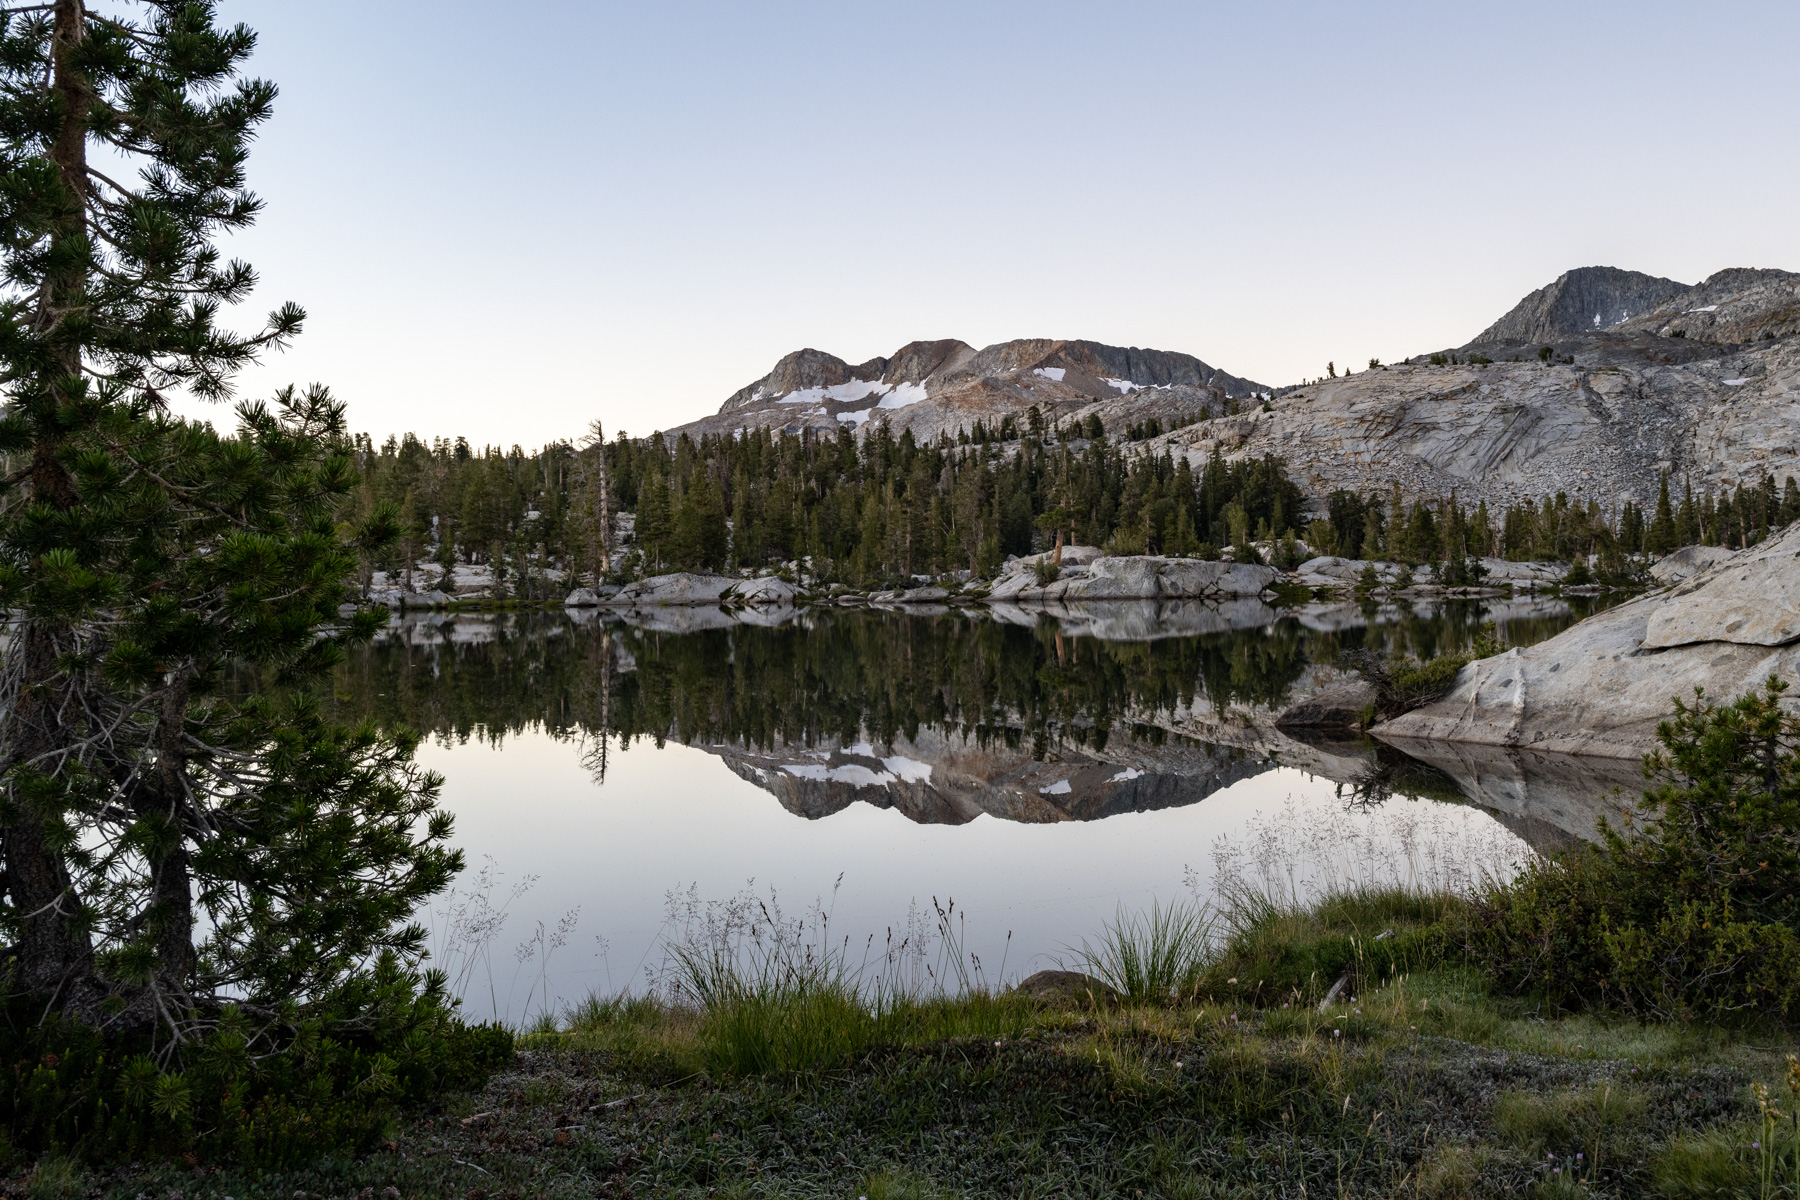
1474;266;1692;343
680;337;1267;444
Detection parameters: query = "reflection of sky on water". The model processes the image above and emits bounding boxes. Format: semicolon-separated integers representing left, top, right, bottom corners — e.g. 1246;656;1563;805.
421;729;1529;1025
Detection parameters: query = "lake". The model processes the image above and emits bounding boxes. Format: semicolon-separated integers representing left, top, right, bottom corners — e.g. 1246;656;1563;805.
323;595;1630;1023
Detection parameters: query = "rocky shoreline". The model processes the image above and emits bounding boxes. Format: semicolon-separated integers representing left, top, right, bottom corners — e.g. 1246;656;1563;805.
1370;522;1800;760
534;544;1586;616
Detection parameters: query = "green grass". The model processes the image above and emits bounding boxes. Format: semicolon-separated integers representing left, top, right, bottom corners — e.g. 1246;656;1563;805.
33;888;1800;1198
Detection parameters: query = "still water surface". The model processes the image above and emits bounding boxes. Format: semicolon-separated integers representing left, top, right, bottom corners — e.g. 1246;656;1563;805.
324;597;1618;1022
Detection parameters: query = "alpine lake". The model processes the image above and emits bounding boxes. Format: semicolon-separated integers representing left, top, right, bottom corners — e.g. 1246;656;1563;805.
314;592;1633;1023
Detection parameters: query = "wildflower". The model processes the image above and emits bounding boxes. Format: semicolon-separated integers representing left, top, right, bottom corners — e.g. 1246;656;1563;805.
1175;1060;1183;1069
1754;1142;1761;1150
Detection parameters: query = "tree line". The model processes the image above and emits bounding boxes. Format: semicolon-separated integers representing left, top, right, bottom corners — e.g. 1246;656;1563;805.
351;415;1800;594
347;418;1309;589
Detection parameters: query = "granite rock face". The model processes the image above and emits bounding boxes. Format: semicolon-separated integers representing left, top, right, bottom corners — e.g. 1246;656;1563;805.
606;572;738;606
988;555;1277;602
1648;545;1735;586
1374;525;1800;759
1641;526;1800;649
1159;333;1800;513
726;576;801;608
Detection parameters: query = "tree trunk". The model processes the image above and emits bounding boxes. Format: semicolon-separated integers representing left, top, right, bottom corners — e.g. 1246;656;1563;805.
1;0;102;1017
148;678;195;998
3;625;102;1016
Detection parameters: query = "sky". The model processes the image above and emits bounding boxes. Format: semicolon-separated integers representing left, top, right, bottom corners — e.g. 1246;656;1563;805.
194;0;1800;449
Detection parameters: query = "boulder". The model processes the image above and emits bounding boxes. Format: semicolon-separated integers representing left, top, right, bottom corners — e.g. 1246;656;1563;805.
992;555;1277;602
1012;969;1117;1005
564;587;600;607
1291;557;1401;588
606;572;738;606
897;586;950;603
1275;679;1379;730
399;590;450;608
1649;544;1735;586
1476;558;1567;584
1639;526;1800;648
1375;528;1800;758
727;575;800;608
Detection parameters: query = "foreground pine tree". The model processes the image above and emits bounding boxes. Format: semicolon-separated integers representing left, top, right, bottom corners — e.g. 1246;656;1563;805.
0;2;502;1161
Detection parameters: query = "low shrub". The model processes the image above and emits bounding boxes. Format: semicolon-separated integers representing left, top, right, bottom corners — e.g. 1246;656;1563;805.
1205;885;1460;1003
0;956;512;1169
1472;678;1800;1020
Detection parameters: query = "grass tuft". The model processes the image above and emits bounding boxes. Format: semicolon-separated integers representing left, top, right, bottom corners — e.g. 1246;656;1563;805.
1067;899;1217;1005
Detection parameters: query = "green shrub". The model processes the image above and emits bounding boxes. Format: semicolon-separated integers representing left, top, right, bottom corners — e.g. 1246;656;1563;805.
1033;558;1062;585
1206;885;1458;1002
1473;678;1800;1019
0;956;512;1168
1340;648;1473;719
1274;531;1307;571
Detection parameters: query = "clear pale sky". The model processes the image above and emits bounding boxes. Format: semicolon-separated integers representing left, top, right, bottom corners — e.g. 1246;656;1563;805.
200;0;1800;449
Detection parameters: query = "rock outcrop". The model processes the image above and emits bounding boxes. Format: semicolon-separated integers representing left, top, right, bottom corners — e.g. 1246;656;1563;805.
605;572;738;606
1374;524;1800;759
1648;545;1735;586
987;554;1277;602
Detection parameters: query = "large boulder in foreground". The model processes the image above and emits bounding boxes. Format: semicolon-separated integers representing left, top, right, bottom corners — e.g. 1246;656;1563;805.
1375;524;1800;758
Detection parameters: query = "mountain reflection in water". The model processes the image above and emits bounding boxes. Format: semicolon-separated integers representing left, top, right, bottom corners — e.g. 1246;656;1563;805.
321;595;1630;851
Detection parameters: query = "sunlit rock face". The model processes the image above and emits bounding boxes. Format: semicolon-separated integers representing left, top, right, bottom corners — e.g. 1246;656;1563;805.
1377;523;1800;759
669;269;1800;518
669;337;1269;445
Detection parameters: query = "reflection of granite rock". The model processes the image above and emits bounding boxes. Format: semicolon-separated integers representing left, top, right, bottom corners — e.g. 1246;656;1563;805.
1376;734;1645;847
1275;680;1377;730
985;598;1276;640
711;727;1272;826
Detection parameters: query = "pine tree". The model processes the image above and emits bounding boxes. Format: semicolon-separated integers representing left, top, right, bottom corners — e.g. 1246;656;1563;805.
1676;477;1698;547
0;3;455;1037
1647;471;1678;556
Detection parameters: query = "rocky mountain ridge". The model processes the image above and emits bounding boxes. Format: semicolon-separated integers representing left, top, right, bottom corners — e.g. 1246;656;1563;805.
667;265;1800;511
671;337;1269;445
1148;266;1800;510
